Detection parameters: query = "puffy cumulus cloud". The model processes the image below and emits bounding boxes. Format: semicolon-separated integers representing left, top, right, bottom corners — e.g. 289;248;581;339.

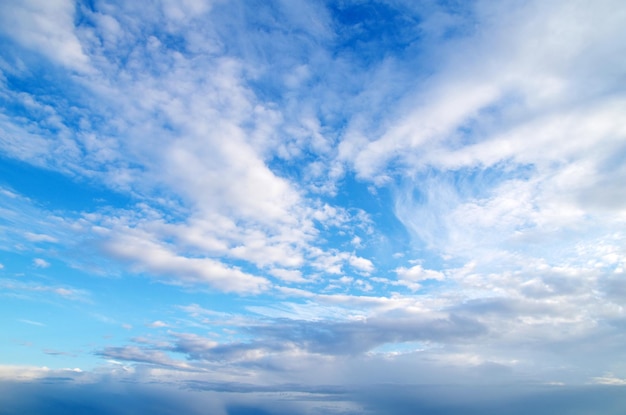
348;255;375;274
395;264;444;282
268;268;306;283
306;249;377;277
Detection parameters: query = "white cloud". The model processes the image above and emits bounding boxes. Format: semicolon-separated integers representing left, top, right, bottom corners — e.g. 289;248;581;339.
268;268;306;283
24;232;58;243
104;229;270;294
395;265;444;282
147;320;169;328
348;255;374;274
341;0;626;262
33;258;50;268
0;0;375;298
591;373;626;386
0;0;625;396
160;0;213;23
0;0;90;71
0;365;52;381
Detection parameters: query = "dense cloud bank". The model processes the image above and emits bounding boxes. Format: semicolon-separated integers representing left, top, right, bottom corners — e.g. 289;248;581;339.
1;379;625;415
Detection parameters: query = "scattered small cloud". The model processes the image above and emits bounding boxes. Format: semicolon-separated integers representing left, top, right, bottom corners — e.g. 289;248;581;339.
33;258;50;268
395;265;444;282
147;320;169;328
268;268;306;283
348;255;375;274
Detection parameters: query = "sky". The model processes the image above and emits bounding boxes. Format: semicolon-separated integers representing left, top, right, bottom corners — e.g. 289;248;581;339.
0;0;626;414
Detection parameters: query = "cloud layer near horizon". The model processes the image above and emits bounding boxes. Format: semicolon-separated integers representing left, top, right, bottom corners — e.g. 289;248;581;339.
1;370;626;415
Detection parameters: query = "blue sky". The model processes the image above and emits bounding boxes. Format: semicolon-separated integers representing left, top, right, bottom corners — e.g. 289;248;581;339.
1;0;626;413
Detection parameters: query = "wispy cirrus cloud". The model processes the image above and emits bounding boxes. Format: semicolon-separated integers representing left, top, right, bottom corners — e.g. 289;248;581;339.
1;279;89;302
18;318;45;327
24;232;58;243
97;346;192;370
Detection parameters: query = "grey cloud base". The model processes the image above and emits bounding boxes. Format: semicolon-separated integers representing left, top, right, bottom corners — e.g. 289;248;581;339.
1;380;625;415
